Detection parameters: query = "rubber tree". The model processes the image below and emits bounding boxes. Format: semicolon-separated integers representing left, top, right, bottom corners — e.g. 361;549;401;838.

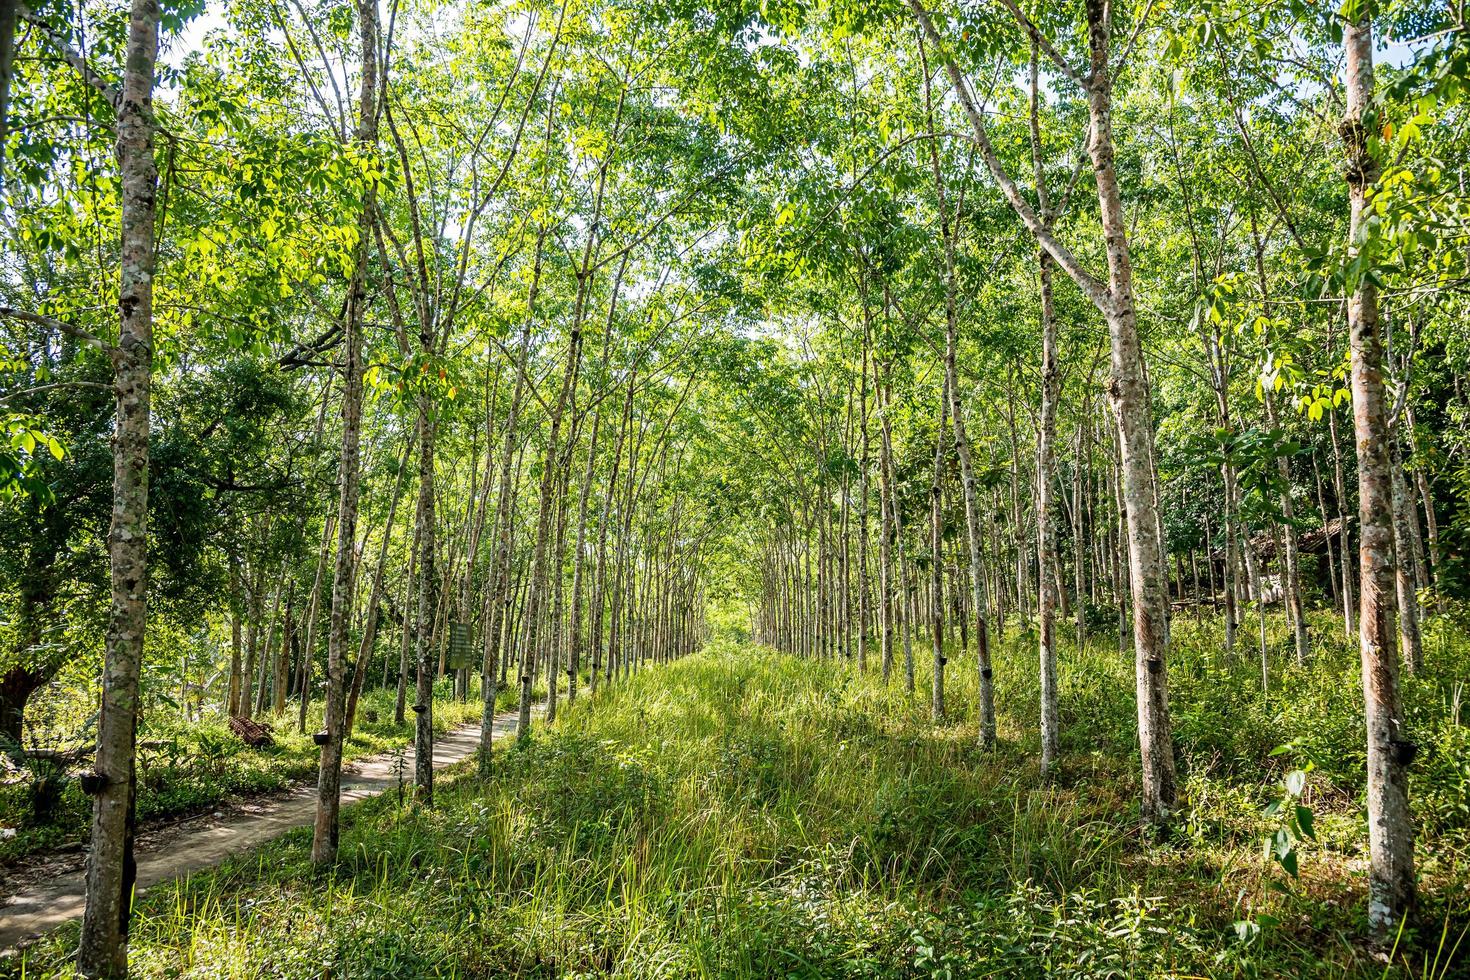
1029;44;1061;771
310;0;380;865
908;0;1178;822
929;373;947;723
77;0;161;971
1341;6;1415;937
919;35;995;747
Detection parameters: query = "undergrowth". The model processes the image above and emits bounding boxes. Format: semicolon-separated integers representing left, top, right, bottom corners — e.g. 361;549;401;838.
0;680;526;866
6;616;1468;978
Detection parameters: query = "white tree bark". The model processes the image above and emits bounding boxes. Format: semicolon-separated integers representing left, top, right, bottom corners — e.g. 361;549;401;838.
311;0;379;863
1343;14;1416;937
77;0;160;971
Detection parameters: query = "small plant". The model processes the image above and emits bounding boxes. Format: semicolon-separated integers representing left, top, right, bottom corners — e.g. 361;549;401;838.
1262;745;1316;880
391;746;407;807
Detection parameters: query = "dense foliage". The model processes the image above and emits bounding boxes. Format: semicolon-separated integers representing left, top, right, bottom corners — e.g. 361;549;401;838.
0;0;1467;972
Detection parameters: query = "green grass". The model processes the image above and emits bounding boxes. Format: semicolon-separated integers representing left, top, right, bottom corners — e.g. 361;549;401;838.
0;680;532;866
7;617;1469;978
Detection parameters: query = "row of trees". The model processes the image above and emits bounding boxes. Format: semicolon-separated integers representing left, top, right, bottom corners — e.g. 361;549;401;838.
2;0;760;972
1;0;1467;973
729;0;1467;949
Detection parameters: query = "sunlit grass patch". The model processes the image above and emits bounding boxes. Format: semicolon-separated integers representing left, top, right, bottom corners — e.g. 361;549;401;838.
8;622;1468;978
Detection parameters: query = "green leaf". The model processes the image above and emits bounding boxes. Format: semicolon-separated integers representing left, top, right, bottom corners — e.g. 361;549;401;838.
1295;805;1315;840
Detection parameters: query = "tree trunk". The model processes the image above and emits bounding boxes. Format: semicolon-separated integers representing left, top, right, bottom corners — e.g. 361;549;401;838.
77;0;159;969
1343;15;1416;937
394;518;420;726
567;406;602;704
909;0;1175;819
1082;0;1176;823
857;343;871;673
1243;536;1268;691
1405;403;1440;585
346;439;413;735
1328;376;1356;641
1266;394;1309;664
877;363;896;683
1031;47;1060;770
311;0;378;864
1074;418;1089;644
1390;433;1423;673
1037;246;1061;770
930;376;948;724
1110;445;1128;655
412;405;438;801
480;312;533;768
227;553;243;717
591;379;634;695
518;275;583;741
240;558;264;723
919;39;992;742
298;510;335;733
255;575;284;717
1312;450;1342;616
0;665;46;753
545;459;571;723
274;586;293;714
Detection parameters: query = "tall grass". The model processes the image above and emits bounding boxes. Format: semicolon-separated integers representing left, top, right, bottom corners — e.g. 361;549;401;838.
8;617;1468;978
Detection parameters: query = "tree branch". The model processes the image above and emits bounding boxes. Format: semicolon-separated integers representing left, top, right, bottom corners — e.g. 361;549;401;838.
907;0;1110;310
15;3;121;109
0;306;116;353
993;0;1087;90
278;320;344;369
1113;0;1158;79
0;380;112;405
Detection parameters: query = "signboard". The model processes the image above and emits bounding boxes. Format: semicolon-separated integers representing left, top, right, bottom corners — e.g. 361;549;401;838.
447;622;474;670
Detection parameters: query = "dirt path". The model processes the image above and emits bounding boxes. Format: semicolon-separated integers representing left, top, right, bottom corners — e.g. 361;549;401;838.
0;709;523;950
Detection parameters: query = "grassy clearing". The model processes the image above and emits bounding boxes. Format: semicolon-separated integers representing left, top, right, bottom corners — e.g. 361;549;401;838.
6;617;1468;978
0;681;531;866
